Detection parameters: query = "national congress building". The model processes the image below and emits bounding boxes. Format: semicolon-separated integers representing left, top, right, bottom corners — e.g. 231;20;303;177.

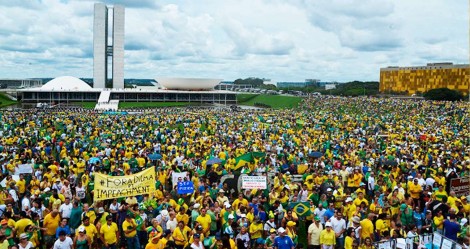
379;63;470;96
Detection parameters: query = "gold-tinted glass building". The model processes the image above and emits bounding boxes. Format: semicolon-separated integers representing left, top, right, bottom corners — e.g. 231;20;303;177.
380;63;470;95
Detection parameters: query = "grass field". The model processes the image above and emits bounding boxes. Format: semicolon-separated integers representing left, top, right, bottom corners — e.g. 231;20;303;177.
71;102;192;109
118;102;190;109
237;94;302;109
71;102;96;109
0;93;18;108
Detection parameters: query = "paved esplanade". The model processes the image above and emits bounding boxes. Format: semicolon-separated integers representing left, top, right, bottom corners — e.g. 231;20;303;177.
0;96;468;249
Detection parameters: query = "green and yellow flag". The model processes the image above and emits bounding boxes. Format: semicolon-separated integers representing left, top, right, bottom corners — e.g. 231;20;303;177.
233;152;266;171
233;153;253;170
289;202;312;217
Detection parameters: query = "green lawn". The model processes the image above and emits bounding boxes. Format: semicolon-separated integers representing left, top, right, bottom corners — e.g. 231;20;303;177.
71;102;97;109
118;102;191;109
0;93;18;108
237;94;302;109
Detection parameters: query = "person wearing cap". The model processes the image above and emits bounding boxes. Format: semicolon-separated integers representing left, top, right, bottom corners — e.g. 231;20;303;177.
308;216;323;249
122;213;140;249
76;216;98;244
18;233;33;249
286;221;298;244
100;215;119;249
43;209;61;248
350;216;362;240
216;189;229;206
189;232;204;249
320;222;336;249
191;204;201;227
222;203;236;226
273;227;294;249
156;209;170;231
0;219;14;247
74;226;92;249
189;224;205;245
343;197;357;222
459;196;470;213
54;230;73;249
265;228;277;248
223;214;235;238
264;212;277;237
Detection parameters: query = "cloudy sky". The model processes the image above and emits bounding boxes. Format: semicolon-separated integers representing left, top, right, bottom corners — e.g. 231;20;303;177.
0;0;468;82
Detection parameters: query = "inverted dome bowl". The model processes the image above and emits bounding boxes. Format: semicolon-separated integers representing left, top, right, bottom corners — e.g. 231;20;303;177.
156;78;222;90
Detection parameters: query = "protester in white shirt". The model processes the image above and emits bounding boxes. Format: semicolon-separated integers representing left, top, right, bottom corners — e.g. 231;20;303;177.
59;197;73;219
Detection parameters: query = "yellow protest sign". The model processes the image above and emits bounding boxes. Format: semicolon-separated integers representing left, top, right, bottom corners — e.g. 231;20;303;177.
94;167;156;201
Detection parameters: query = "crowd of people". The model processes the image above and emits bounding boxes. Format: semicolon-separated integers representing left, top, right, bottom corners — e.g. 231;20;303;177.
0;96;468;249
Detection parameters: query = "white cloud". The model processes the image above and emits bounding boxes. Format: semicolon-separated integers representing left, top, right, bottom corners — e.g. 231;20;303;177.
0;0;467;82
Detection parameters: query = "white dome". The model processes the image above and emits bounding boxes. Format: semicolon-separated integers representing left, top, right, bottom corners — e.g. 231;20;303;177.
42;76;92;90
156;78;222;90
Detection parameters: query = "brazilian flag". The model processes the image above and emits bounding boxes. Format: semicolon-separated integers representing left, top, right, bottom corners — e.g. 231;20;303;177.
233;153;253;171
289;202;312;217
233;152;266;170
258;115;266;122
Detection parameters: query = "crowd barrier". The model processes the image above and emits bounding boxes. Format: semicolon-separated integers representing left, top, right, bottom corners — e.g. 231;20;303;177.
372;232;464;249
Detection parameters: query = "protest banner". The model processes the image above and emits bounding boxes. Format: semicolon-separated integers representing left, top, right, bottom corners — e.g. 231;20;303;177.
450;178;470;197
14;164;33;175
172;172;188;187
177;181;194;194
241;175;267;189
0;175;19;188
94;166;156;201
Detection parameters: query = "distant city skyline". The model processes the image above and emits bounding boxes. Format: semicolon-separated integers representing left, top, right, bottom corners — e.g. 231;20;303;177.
0;0;468;82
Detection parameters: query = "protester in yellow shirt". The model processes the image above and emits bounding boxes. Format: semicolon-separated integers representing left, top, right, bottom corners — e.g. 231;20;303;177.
249;217;264;240
43;209;60;248
76;216;98;243
408;179;422;200
122;214;140;249
195;208;212;236
16;174;26;195
172;221;191;247
320;222;336;247
232;194;249;210
100;215;119;248
433;210;444;233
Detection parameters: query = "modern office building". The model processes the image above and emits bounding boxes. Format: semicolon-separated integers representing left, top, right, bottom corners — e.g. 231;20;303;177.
380;63;470;95
277;79;320;88
93;3;125;89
